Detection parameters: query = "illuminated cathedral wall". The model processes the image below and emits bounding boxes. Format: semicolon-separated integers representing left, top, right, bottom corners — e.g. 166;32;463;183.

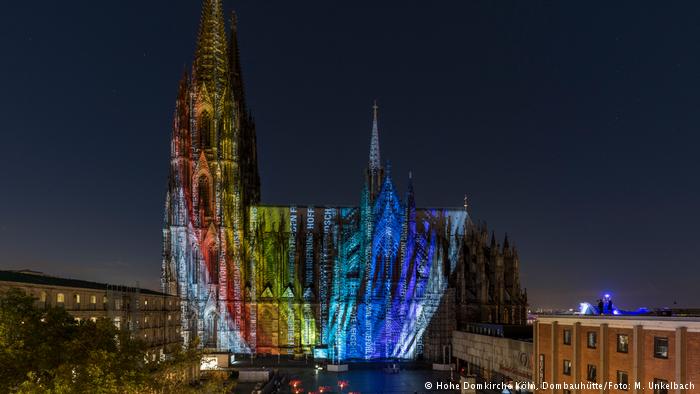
240;175;468;360
163;0;526;362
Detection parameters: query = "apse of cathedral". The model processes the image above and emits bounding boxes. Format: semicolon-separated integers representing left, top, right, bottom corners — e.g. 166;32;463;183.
161;0;527;361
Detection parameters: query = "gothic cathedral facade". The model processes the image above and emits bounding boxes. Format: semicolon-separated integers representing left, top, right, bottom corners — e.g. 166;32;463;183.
162;0;527;360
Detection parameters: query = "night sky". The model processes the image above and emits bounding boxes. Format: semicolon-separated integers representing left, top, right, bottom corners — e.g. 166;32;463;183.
2;1;699;310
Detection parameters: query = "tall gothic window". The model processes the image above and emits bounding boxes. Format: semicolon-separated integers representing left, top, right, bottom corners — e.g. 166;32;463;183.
199;111;211;149
205;312;218;348
208;243;218;283
198;175;211;223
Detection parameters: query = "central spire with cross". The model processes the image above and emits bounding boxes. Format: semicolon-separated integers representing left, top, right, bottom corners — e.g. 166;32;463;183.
369;100;381;170
366;100;385;202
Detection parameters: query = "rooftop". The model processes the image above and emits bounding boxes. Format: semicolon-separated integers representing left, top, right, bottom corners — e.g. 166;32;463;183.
536;313;700;323
0;270;171;297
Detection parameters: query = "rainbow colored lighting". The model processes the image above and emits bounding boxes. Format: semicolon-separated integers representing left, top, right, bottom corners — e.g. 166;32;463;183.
161;0;523;361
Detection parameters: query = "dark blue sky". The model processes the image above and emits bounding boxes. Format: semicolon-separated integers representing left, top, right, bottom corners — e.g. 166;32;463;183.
1;1;699;309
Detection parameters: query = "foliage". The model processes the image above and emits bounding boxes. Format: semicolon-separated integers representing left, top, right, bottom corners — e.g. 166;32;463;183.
0;289;222;393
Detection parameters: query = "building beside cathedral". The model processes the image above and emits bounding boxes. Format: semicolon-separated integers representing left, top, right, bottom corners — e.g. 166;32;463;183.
161;0;527;361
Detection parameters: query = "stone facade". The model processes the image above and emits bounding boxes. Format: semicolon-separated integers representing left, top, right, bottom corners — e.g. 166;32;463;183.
534;315;699;394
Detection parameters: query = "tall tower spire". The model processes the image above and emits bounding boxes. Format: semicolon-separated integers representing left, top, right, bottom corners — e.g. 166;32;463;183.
194;0;229;98
369;100;381;170
365;100;385;202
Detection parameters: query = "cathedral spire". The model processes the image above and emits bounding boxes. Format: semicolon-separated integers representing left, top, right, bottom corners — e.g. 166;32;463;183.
194;0;229;97
366;101;385;202
369;100;381;170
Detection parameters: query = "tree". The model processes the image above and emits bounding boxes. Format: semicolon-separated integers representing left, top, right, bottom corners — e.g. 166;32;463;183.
0;289;225;393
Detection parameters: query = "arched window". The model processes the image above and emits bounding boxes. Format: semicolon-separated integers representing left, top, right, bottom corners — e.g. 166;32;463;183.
208;243;218;283
204;312;218;347
198;175;212;222
199;111;211;149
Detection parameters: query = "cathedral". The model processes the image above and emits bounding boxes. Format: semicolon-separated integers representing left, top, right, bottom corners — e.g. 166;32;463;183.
161;0;527;361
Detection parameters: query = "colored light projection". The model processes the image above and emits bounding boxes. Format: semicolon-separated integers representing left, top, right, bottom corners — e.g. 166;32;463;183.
240;173;468;360
161;0;476;361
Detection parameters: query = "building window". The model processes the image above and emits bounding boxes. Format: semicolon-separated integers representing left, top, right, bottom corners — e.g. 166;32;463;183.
114;317;121;330
198;176;212;221
617;334;629;353
90;317;97;323
103;296;108;304
653;379;669;394
74;294;80;304
617;371;629;390
90;295;97;304
654;337;668;359
587;331;597;348
563;359;571;375
57;293;65;303
40;291;47;303
144;299;148;306
587;364;597;382
563;329;572;345
168;314;171;321
199;111;211;148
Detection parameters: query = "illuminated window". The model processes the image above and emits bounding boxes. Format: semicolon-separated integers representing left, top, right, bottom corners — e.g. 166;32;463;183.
198;176;211;220
587;364;597;382
617;371;629;390
654;337;668;359
74;294;80;304
563;359;571;375
40;291;47;302
168;314;171;321
114;317;121;330
57;293;65;303
103;296;108;304
145;316;149;323
199;111;211;148
617;334;629;353
75;317;81;323
587;332;597;349
563;329;571;345
90;317;97;323
90;295;96;304
144;299;148;306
